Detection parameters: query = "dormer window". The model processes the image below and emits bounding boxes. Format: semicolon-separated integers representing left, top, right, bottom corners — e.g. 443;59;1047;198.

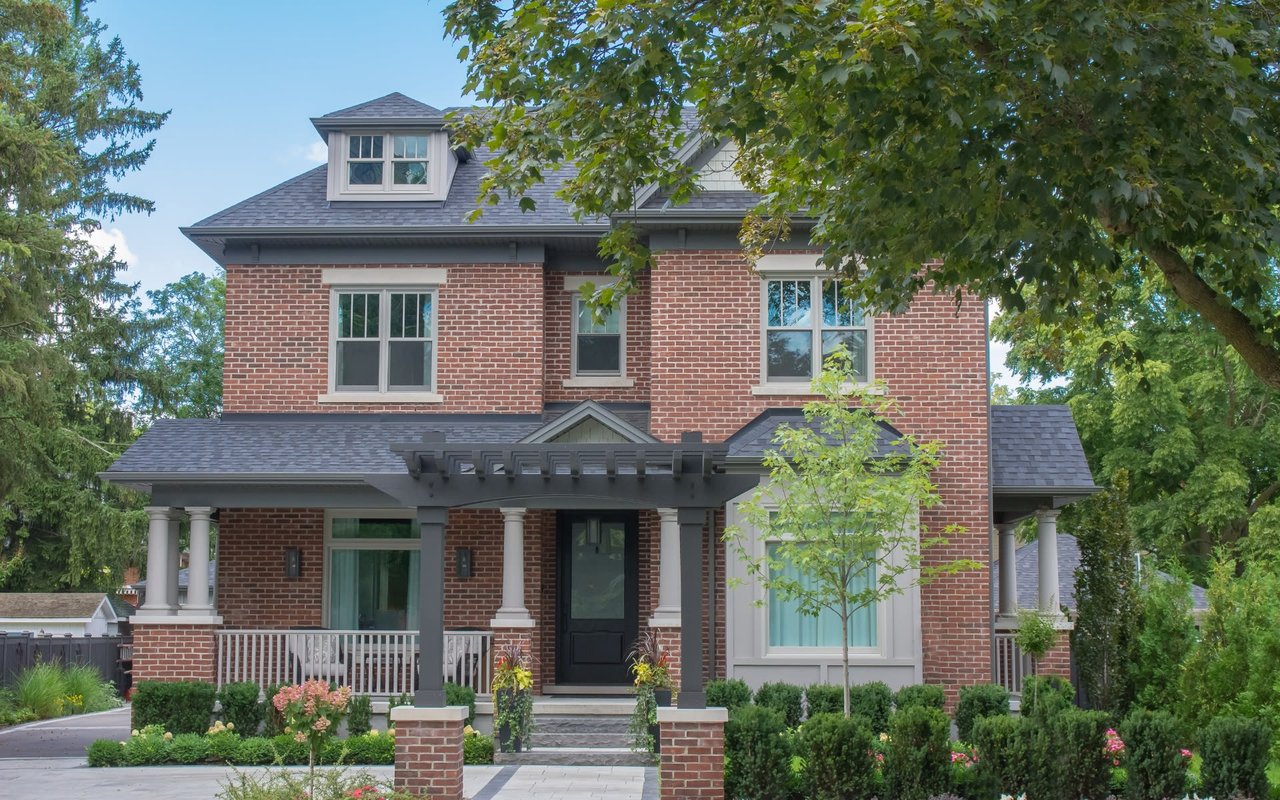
327;131;449;200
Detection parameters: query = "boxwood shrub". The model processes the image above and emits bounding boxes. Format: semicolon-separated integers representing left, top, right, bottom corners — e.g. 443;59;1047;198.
885;705;950;800
1050;708;1112;800
1019;675;1073;718
463;732;495;765
1120;709;1187;800
235;736;276;765
131;680;216;734
1199;715;1271;800
167;732;210;764
848;681;892;735
122;729;169;766
706;678;753;712
724;704;792;800
800;711;876;800
215;681;263;735
86;739;124;767
444;681;477;726
893;683;946;713
753;682;803;729
804;684;843;717
971;715;1025;798
955;683;1009;742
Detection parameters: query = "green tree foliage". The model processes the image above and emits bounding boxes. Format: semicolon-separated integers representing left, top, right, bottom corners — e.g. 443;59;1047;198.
995;268;1280;569
0;0;166;590
726;351;974;717
133;270;224;420
1130;566;1198;711
1071;477;1140;714
443;0;1280;389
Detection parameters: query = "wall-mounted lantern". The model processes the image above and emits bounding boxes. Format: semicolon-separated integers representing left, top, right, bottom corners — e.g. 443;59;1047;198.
455;547;473;579
283;547;302;579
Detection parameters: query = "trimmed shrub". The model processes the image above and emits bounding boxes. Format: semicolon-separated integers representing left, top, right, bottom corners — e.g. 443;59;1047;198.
707;678;753;712
131;680;216;734
262;682;287;736
1019;675;1073;718
122;729;169;766
885;705;950;800
234;736;276;765
216;681;263;735
464;731;496;764
800;712;876;800
445;682;477;726
804;684;844;717
971;714;1025;798
340;731;395;765
754;682;803;729
1199;715;1271;800
1120;709;1187;800
724;704;793;800
1050;708;1112;800
168;732;210;764
849;681;893;734
86;738;124;767
347;695;372;736
955;683;1009;742
270;733;309;765
893;683;946;712
206;730;241;763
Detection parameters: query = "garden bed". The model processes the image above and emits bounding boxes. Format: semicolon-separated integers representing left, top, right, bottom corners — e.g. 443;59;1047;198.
0;662;121;727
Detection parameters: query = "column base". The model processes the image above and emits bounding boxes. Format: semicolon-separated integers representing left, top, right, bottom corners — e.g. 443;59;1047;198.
488;611;536;628
657;707;728;800
647;610;681;628
391;705;467;800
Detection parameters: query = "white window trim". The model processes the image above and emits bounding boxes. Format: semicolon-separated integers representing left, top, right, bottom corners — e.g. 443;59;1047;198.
757;274;874;390
569;292;627;380
326;287;440;399
323;268;448;287
321;509;417;630
326;132;451;201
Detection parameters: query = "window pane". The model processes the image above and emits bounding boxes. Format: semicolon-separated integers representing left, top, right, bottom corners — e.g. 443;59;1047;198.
577;334;621;373
767;542;876;648
569;521;627;619
822;330;868;380
576;300;620;334
328;549;416;630
393;161;428;185
390;293;432;339
348;161;383;185
766;331;812;379
338;292;379;338
393;135;429;158
389;340;431;388
767;279;811;328
822;280;864;327
332;518;417;539
337;341;379;388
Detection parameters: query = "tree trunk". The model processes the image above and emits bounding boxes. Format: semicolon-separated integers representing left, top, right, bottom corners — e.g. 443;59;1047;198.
841;598;851;718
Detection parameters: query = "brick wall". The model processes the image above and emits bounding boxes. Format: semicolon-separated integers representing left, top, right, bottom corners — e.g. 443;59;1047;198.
132;624;216;683
648;250;991;698
543;272;651;403
223;263;544;414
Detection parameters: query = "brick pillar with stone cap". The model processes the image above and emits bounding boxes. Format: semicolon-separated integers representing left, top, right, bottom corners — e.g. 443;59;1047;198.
391;705;468;800
657;706;728;800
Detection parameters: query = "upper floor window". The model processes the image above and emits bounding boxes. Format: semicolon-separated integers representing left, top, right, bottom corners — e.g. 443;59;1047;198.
763;277;869;383
328;132;448;200
573;297;624;376
333;289;435;393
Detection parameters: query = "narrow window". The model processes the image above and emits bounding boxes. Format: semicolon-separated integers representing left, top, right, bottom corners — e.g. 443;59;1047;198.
392;135;430;186
388;292;433;389
820;280;868;381
764;279;813;380
574;297;623;375
336;291;380;389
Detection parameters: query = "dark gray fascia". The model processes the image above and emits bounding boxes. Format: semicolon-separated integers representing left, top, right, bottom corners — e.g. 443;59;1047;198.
992;485;1100;496
310;116;449;139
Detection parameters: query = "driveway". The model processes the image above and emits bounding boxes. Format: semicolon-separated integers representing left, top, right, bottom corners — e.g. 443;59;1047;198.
0;706;132;759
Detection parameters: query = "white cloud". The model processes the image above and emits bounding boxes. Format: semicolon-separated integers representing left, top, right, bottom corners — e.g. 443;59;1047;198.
299;141;328;164
85;226;138;266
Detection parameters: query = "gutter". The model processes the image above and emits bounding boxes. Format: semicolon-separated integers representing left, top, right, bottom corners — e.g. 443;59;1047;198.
180;224;612;239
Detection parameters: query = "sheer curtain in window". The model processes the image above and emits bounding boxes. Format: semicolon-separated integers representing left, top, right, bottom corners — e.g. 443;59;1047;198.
329;550;358;629
767;543;877;648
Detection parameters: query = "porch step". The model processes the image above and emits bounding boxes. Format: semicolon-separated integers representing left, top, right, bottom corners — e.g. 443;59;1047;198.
535;731;632;748
536;714;631;734
477;697;636;717
495;746;654;767
542;683;634;696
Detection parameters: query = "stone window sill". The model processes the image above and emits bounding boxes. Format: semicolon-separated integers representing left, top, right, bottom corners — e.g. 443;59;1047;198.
317;391;445;404
751;382;882;396
562;376;635;389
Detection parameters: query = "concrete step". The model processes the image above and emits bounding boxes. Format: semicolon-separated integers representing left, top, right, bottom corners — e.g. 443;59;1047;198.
542;684;634;696
478;698;636;717
535;731;633;748
495;746;655;767
535;714;631;734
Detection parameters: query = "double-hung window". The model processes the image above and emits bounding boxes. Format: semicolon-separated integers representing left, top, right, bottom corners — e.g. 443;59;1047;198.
341;134;433;192
763;277;869;382
573;297;624;376
334;289;435;393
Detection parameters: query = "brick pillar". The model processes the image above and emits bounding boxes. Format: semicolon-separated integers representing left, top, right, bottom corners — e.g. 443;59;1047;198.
391;706;468;800
657;707;728;800
491;626;540;694
130;620;219;683
652;626;682;694
1036;628;1073;679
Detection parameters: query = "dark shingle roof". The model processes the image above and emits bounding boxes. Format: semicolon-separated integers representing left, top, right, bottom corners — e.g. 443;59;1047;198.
107;416;544;478
0;593;111;620
133;561;216;592
991;405;1096;491
724;409;907;460
994;532;1208;612
320;92;442;119
642;190;760;212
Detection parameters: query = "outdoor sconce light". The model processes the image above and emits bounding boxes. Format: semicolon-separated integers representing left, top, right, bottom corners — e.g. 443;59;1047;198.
455;547;473;579
283;547;301;579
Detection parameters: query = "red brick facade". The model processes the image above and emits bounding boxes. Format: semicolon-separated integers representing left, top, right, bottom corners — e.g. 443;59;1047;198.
132;624;217;683
392;712;466;800
658;714;728;800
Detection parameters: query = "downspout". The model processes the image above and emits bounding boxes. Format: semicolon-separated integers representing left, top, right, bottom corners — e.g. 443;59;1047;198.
707;508;718;681
985;301;997;686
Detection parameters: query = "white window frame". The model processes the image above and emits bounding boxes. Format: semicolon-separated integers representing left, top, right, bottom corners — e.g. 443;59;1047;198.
327;287;438;397
757;274;874;390
322;510;418;630
328;132;450;200
571;294;627;378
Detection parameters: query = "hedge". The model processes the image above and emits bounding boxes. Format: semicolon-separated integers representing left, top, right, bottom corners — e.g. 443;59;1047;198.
131;681;216;735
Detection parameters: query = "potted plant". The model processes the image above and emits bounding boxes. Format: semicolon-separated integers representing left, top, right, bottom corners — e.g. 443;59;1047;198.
627;631;673;756
491;642;533;753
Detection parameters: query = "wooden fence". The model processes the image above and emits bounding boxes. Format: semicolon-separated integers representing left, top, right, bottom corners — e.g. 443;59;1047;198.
0;631;132;693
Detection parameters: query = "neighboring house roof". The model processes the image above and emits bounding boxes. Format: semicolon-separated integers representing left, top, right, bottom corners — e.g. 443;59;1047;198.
0;593;116;622
723;409;907;462
990;405;1097;493
132;560;216;593
995;532;1209;613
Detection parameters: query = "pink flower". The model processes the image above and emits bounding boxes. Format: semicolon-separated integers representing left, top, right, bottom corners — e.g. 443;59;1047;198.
1181;749;1193;759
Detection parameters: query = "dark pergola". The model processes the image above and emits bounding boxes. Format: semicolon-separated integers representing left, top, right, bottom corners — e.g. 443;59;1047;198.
368;433;761;710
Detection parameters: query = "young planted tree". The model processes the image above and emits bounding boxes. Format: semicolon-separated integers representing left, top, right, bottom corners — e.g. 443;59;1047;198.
726;350;974;717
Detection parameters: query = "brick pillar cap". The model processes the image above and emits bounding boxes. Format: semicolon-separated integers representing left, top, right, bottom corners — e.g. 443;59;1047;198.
131;615;223;626
390;705;469;723
657;707;729;724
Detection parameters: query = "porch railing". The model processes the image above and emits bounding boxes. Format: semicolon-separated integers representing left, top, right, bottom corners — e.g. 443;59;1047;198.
993;627;1033;697
215;629;492;697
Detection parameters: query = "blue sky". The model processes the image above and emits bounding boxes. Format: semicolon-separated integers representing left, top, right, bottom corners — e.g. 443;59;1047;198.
91;0;471;291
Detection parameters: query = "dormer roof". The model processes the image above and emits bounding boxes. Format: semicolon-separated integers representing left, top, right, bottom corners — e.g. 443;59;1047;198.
311;92;448;138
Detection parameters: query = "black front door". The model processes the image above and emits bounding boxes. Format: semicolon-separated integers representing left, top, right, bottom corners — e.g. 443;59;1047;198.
556;511;639;685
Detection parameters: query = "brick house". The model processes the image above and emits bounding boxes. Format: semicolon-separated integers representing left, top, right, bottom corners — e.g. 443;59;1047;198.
104;91;1095;729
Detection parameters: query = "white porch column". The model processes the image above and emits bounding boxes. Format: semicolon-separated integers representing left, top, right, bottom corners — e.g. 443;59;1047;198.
166;515;182;609
1036;509;1061;614
181;507;215;614
140;507;175;615
997;522;1018;619
490;507;533;626
649;508;682;627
